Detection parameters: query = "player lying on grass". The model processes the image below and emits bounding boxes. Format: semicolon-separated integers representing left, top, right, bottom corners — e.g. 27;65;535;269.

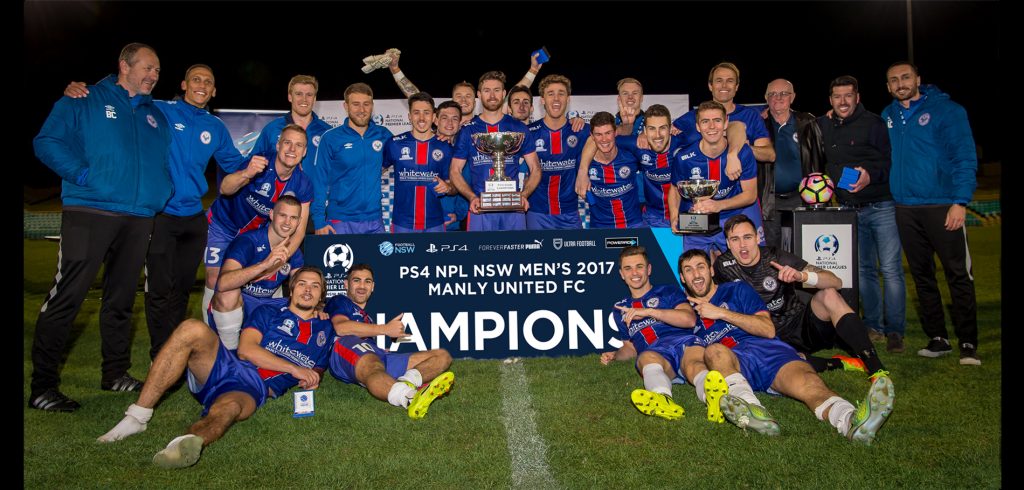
97;267;335;468
326;264;454;419
679;249;895;444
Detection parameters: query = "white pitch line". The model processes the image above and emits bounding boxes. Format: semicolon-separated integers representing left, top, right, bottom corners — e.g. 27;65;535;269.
499;360;560;489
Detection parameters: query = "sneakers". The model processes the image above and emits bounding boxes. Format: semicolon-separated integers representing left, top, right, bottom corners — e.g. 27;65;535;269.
959;344;981;366
152;434;204;469
867;329;885;343
832;355;866;373
101;374;144;392
917;337;952;358
28;388;81;412
408;371;454;419
886;333;905;353
847;374;895;445
630;389;684;420
720;394;780;436
703;371;728;423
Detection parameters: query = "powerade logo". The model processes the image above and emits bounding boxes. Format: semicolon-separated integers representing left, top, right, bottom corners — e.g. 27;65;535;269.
605;237;638;248
814;234;840;256
379;241;415;256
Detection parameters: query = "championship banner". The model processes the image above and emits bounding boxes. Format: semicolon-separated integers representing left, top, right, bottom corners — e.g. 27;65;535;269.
303;228;687;359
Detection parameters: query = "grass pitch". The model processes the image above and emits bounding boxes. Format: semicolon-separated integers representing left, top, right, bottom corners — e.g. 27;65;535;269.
23;225;1001;488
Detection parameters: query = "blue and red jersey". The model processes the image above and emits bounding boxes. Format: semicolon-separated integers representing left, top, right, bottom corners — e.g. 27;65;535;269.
587;140;643;228
526;119;590;215
243;303;333;397
207;155;313;237
619;135;687;222
382;132;453;231
222;228;303;300
325;294;373;330
453;115;536;196
613;284;692;353
672;104;770;147
671;142;757;220
691;281;770;348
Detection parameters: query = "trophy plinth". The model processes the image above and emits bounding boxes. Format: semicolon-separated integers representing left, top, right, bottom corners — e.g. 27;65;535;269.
676;179;722;235
472;131;526;212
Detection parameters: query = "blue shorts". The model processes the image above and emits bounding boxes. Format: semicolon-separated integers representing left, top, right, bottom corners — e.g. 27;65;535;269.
329;218;386;234
328;335;412;385
634;335;698;382
204;221;238;268
643;209;671;228
683;203;764;254
467;212;526;231
526;211;582;230
187;342;267;417
392;223;445;234
731;337;805;392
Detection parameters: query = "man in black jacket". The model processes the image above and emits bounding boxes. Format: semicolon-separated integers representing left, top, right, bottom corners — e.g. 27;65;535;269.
760;79;824;250
818;75;906;353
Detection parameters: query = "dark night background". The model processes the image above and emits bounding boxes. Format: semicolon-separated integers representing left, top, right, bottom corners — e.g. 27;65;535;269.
23;1;1000;189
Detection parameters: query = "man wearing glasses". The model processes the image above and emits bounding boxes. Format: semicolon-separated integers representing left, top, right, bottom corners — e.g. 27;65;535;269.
759;79;824;249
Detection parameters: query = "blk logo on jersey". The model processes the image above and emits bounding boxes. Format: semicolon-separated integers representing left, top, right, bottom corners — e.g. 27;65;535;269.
277;319;296;336
200;131;212;144
257;182;272;197
104;105;117;119
400;147;413;160
763;276;778;292
372;140;384;152
567;135;578;148
646;297;660;307
146;114;158;128
918;113;931;126
174;123;185;131
312;135;321;147
432;149;444;162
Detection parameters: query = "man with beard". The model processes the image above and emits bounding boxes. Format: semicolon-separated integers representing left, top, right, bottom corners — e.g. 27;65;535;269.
31;43;173;411
311;83;394;234
449;71;542;231
819;75;906;354
326;264;455;418
882;62;980;365
96;267;334;469
715;214;888;377
679;249;895;444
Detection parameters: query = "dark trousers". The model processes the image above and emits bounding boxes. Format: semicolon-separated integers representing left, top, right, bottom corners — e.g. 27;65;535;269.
763;192;803;250
144;212;207;360
31;210;154;396
895;205;978;347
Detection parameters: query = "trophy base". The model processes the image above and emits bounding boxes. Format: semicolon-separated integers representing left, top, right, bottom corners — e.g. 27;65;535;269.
675;212;721;235
480;192;526;212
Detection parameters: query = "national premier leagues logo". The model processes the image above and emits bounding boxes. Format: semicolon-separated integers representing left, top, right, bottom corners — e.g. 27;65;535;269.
814;234;840;256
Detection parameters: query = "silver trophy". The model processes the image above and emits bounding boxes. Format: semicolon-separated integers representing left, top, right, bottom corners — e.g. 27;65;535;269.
471;131;526;212
676;178;721;234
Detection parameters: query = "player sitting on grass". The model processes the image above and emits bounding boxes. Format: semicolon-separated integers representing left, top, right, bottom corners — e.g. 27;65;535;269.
680;249;894;444
97;267;334;468
326;264;454;419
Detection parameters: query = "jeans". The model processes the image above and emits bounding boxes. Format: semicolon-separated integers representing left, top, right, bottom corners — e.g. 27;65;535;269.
857;200;906;336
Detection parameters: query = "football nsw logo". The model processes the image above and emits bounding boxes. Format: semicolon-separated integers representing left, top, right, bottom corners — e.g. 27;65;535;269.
814;234;840;256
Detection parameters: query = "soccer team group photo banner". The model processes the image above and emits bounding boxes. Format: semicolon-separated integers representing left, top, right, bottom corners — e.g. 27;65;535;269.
303;228;686;359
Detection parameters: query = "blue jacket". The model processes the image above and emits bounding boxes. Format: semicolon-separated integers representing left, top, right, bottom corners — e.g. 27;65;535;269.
309;119;393;227
882;85;977;205
156;99;246;216
250;111;332;171
34;75;172;217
